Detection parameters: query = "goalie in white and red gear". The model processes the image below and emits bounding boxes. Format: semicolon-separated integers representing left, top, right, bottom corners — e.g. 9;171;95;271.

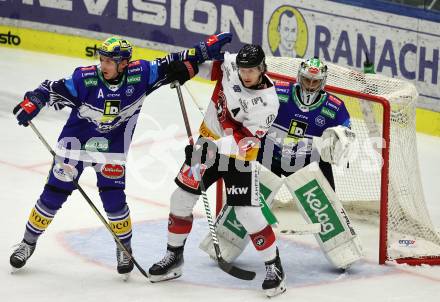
149;38;286;297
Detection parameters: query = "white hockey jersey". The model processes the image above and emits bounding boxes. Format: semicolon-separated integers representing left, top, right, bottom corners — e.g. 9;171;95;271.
197;52;279;161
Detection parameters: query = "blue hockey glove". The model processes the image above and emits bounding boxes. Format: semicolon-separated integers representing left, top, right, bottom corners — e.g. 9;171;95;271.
13;91;46;126
194;32;232;63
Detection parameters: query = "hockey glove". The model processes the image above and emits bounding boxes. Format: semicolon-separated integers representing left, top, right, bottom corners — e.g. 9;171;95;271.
320;125;356;166
13;91;47;126
194;32;233;63
166;61;199;85
184;138;217;167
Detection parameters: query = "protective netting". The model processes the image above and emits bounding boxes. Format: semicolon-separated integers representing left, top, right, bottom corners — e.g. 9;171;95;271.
264;56;440;262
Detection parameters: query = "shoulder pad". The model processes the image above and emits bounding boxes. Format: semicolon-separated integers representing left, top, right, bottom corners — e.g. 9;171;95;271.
327;94;343;106
128;60;141;68
275;80;291;94
127;61;143;75
77;65;98;78
324;93;345;112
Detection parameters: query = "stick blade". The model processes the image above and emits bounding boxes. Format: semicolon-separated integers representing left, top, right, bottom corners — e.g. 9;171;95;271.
218;257;256;281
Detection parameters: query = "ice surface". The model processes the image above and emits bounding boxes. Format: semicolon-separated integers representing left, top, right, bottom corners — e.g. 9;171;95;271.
1;47;440;302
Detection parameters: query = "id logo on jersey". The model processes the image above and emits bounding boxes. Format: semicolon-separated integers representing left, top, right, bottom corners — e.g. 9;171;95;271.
287;119;308;141
102;100;120;122
283;119;308;147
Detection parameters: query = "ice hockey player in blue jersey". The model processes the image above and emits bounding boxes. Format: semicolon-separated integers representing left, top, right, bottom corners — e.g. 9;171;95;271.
258;57;354;186
10;34;231;278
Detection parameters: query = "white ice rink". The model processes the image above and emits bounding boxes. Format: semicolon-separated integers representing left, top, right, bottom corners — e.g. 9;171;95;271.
1;47;440;302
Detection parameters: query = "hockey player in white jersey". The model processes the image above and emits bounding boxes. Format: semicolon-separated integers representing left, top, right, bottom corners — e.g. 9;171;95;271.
200;57;363;271
148;41;286;297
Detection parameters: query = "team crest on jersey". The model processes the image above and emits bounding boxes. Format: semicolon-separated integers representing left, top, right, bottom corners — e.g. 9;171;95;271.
233;85;241;92
126;85;135;96
315;115;326;127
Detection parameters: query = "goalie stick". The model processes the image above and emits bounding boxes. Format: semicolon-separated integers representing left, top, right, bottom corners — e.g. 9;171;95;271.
172;81;256;281
28;121;150;280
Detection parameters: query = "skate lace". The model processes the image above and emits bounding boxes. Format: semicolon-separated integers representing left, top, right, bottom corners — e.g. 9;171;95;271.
117;248;131;266
157;250;176;268
12;242;33;261
265;263;281;281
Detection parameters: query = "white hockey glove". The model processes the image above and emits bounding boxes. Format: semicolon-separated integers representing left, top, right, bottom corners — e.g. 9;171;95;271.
320;126;356;166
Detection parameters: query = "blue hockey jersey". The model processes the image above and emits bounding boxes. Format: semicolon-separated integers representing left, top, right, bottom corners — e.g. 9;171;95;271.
258;81;351;174
34;57;179;163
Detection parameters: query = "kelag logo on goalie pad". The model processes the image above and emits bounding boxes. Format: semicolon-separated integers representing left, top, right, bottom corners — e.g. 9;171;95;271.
294;180;344;242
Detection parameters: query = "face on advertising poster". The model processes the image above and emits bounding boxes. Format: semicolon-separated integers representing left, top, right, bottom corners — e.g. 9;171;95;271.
267;5;308;58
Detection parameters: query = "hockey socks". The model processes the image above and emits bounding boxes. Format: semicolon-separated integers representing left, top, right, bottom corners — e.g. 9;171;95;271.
249;225;277;262
167;213;193;247
107;205;132;244
24;199;57;244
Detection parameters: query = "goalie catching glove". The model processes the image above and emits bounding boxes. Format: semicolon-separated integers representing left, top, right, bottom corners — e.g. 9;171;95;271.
319;125;356;166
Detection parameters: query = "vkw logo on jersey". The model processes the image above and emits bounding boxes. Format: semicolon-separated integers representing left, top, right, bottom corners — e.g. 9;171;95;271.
226;186;249;195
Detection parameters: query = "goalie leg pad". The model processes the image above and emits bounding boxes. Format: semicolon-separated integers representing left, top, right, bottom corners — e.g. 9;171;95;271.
284;162;363;269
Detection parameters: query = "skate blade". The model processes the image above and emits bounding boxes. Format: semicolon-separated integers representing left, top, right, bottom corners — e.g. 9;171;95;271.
149;267;182;283
10;267;20;274
264;280;287;298
121;273;130;282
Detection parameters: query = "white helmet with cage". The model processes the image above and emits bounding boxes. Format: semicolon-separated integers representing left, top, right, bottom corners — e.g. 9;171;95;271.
297;57;328;106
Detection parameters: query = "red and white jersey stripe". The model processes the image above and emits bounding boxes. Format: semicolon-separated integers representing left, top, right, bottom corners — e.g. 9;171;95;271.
197;52;279;161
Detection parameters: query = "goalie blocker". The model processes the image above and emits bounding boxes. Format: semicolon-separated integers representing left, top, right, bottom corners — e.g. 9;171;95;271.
200;162;363;269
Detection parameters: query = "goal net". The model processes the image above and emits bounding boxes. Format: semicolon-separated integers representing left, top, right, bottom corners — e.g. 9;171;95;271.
217;56;440;265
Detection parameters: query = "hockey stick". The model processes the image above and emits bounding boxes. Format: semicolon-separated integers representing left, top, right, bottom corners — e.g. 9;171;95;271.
280;223;322;235
28;121;150;280
172;81;256;281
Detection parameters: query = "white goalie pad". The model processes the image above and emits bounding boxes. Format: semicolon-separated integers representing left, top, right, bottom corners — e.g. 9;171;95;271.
199;169;283;262
284;162;363;269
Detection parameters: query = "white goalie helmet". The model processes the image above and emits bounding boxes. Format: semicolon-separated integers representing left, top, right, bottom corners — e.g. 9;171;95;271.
297;57;328;106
